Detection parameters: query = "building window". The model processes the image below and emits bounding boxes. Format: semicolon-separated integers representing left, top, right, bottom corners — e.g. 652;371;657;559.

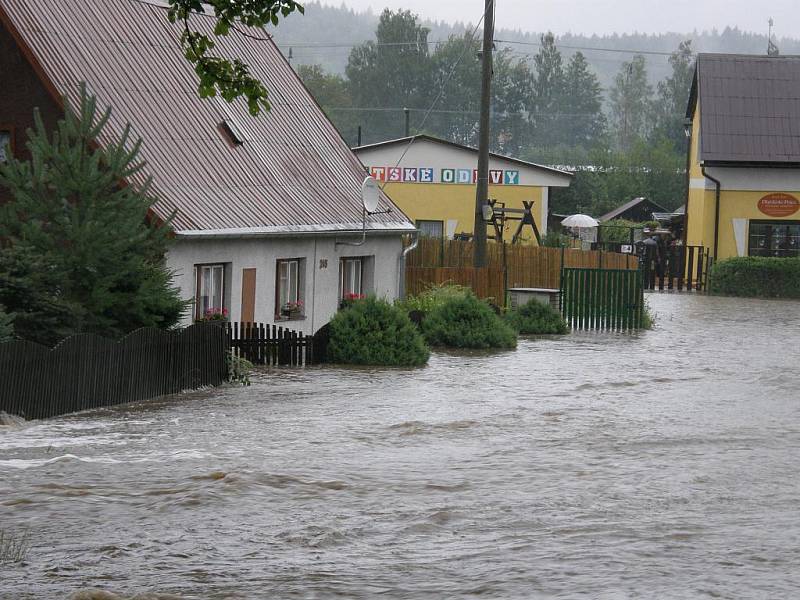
0;129;12;163
194;264;226;320
417;219;444;238
276;258;305;318
340;257;363;299
748;221;800;258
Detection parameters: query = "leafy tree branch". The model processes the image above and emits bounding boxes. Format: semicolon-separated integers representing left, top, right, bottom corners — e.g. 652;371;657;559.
167;0;304;115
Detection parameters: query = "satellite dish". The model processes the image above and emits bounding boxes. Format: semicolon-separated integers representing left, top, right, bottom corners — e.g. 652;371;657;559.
361;176;380;213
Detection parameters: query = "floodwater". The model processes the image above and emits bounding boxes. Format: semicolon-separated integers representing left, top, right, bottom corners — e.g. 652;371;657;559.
1;294;799;599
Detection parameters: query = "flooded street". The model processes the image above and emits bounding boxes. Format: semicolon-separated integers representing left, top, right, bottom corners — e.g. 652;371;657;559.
2;293;800;599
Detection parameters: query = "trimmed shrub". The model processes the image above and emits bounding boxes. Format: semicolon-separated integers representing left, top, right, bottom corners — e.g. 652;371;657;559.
505;300;569;334
396;282;471;314
421;294;517;349
708;257;800;299
327;296;430;366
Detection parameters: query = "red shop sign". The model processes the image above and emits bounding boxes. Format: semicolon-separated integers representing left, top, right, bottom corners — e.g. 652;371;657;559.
757;193;800;218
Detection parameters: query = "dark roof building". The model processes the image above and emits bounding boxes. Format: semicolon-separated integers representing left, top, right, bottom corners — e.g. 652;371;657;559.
599;197;668;223
687;53;800;165
0;0;411;235
685;53;800;260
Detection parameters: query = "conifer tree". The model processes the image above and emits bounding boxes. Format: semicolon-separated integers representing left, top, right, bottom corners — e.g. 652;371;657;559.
0;85;186;346
561;51;606;149
609;54;654;151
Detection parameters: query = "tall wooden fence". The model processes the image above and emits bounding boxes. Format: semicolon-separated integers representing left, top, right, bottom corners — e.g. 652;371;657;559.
406;238;638;299
641;245;711;292
560;267;645;331
226;322;314;366
0;323;227;420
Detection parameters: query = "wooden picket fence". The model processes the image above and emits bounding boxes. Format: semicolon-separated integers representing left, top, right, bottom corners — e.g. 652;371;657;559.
225;321;314;366
0;323;227;420
406;238;638;300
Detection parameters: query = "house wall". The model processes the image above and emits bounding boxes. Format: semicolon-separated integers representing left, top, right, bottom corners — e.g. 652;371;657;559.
687;98;800;260
166;234;405;334
379;182;545;243
0;18;63;201
687;164;800;259
355;140;572;241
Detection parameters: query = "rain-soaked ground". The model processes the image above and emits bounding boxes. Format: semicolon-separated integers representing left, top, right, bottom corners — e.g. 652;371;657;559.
1;293;799;599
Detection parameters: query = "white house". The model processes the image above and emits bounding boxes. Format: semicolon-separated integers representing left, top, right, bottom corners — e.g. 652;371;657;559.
0;0;414;334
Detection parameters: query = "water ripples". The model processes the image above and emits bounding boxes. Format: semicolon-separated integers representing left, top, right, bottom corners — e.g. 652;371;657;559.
2;294;800;598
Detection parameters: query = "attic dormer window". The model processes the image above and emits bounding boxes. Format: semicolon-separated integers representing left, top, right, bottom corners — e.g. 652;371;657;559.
221;119;246;146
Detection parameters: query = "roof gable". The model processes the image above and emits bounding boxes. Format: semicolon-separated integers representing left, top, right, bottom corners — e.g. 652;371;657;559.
694;53;800;164
354;134;573;181
0;0;412;233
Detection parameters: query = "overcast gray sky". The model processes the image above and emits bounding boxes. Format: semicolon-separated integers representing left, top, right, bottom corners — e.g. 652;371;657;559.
324;0;793;36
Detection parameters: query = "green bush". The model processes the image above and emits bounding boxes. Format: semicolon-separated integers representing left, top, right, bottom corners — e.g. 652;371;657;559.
327;296;430;366
708;257;800;298
505;300;569;334
421;294;517;349
396;282;471;314
541;230;569;247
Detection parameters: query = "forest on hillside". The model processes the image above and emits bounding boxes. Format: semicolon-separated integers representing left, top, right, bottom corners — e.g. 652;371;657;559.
272;4;796;216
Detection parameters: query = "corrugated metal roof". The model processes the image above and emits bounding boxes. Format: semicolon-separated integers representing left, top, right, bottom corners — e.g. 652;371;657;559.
0;0;413;233
692;53;800;164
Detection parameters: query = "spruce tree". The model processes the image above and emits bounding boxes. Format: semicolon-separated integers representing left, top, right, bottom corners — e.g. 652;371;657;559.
0;85;186;346
561;52;606;149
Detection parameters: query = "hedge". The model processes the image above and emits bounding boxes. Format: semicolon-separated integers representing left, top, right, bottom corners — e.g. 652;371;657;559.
327;296;430;366
421;294;517;349
708;257;800;299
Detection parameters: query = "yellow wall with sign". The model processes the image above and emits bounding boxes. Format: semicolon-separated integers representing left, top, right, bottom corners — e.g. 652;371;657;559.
717;191;800;259
381;182;545;244
688;188;800;259
686;102;800;259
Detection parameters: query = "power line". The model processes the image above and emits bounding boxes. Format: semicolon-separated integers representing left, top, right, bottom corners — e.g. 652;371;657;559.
494;38;693;58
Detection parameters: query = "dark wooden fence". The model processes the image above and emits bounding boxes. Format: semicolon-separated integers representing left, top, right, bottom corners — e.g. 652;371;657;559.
560;267;645;331
226;322;314;367
0;323;227;420
641;245;711;292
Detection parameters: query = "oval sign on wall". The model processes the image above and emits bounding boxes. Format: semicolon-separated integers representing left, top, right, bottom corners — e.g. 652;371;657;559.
758;193;800;218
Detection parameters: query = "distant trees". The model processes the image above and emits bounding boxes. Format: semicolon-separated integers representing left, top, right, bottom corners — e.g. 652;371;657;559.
293;10;695;216
609;54;654;152
346;9;433;142
652;40;695;153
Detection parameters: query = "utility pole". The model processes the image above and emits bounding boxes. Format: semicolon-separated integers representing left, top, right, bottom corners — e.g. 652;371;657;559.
473;0;494;267
404;107;411;137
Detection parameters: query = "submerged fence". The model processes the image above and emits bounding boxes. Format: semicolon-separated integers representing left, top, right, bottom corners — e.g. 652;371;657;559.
226;322;314;367
560;267;645;331
0;323;227;420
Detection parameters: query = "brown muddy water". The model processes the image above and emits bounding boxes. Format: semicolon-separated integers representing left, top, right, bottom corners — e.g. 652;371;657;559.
1;294;799;599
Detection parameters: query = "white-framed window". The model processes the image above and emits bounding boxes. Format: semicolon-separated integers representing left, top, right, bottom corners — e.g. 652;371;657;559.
276;258;305;318
339;257;363;299
194;264;226;320
417;219;444;238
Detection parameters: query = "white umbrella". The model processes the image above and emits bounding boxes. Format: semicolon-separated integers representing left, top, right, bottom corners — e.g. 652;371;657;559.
561;213;599;228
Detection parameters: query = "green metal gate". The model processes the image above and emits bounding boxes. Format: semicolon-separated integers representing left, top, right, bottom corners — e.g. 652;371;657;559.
560;267;644;331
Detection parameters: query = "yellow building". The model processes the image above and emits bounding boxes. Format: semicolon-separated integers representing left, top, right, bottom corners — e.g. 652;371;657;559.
354;135;572;243
686;54;800;260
